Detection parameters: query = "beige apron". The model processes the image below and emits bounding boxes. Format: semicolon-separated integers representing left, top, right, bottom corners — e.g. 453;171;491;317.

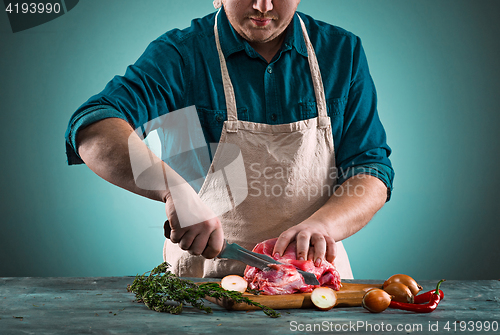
163;11;353;279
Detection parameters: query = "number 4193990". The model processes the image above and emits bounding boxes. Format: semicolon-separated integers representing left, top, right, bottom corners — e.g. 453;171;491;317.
5;3;61;14
444;321;498;332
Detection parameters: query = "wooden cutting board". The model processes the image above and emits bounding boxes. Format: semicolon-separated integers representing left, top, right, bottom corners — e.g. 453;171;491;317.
204;282;383;310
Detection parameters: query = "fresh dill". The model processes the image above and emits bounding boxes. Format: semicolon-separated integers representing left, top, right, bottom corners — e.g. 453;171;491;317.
127;262;280;318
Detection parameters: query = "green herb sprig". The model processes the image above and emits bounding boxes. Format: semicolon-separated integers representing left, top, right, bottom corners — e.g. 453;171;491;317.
127;262;280;318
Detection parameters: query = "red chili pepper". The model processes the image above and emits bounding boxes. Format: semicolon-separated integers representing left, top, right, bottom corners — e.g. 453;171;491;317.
414;288;444;304
389;279;445;313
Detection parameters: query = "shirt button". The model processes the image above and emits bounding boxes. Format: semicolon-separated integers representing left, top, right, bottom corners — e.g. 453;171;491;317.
215;115;223;122
267;66;273;74
270;113;277;121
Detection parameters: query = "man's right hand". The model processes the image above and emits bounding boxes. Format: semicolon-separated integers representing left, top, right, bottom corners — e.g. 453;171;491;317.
164;192;224;259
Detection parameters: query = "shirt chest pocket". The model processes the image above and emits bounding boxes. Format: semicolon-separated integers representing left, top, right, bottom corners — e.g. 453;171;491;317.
299;96;347;147
196;106;249;143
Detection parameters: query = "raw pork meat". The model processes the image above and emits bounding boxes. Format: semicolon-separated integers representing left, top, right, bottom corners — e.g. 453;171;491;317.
243;238;342;295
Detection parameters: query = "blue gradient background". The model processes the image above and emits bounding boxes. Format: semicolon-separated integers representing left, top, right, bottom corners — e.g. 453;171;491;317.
1;0;499;279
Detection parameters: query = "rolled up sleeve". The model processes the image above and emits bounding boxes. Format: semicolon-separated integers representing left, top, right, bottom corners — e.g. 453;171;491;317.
64;34;187;165
335;36;394;200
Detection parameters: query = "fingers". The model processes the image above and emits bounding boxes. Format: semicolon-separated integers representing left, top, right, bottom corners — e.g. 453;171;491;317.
273;229;297;258
307;248;314;261
310;234;326;266
275;224;336;266
185;219;221;256
169;223;185;244
295;231;311;261
177;230;197;251
309;234;336;265
202;226;225;259
169;217;224;258
325;236;337;263
185;232;210;256
165;209;182;242
295;232;327;266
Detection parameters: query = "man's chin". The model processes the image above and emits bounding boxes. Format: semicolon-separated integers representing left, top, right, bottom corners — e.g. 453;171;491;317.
242;30;276;43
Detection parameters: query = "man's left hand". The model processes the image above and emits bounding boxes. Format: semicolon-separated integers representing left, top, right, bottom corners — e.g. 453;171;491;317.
272;219;337;266
271;175;388;267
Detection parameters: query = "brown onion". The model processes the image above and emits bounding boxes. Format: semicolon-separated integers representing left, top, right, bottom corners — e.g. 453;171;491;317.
383;274;423;295
362;288;392;313
383;282;414;303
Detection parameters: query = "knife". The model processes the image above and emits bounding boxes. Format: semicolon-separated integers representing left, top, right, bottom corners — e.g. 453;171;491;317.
164;220;320;286
218;240;320;286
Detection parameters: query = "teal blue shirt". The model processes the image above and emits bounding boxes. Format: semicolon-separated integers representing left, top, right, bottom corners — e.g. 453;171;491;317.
65;9;394;199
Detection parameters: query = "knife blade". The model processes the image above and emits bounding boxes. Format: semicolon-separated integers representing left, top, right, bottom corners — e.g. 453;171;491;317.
163;221;320;286
218;240;320;286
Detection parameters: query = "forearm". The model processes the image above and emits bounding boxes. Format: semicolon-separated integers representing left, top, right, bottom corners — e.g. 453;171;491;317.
77;117;224;257
76;118;170;202
310;174;387;242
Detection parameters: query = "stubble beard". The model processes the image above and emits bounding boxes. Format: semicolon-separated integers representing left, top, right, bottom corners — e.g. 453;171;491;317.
240;14;289;45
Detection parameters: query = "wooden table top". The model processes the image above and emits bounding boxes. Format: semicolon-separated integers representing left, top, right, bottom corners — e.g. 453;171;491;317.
1;277;499;334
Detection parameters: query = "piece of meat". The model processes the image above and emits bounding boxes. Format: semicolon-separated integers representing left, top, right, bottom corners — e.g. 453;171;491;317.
243;238;342;295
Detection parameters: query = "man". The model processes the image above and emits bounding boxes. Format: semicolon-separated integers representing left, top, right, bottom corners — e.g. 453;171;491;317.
65;0;394;279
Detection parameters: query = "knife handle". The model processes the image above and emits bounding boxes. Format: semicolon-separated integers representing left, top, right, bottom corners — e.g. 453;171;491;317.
164;220;171;238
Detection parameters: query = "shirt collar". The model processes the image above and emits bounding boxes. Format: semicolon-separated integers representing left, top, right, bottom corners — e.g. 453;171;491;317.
216;8;308;59
284;12;308;57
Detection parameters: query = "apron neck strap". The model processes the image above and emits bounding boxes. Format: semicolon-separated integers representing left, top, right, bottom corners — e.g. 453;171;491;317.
214;9;238;127
214;10;329;127
296;14;329;123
